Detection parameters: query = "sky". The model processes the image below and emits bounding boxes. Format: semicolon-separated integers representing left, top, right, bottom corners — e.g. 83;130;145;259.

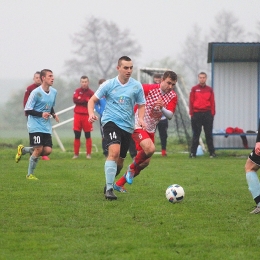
0;0;259;102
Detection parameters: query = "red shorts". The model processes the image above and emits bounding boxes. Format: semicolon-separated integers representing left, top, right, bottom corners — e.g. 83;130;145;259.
73;113;93;132
132;129;155;151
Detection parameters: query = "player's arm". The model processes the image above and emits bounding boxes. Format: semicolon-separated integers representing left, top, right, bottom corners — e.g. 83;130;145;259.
162;94;178;120
51;107;59;122
137;104;146;129
23;89;30;108
73;89;87;105
88;95;99;122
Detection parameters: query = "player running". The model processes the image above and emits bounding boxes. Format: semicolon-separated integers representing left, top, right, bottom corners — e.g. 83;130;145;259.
15;69;59;180
114;71;178;192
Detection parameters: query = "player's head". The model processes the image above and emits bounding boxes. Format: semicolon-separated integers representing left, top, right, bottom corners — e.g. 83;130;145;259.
153;74;162;84
98;78;106;85
33;71;41;86
160;71;177;93
80;75;89;89
40;69;54;86
117;56;133;82
198;72;207;85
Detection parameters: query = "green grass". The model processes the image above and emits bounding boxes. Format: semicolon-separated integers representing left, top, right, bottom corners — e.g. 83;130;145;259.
0;138;259;260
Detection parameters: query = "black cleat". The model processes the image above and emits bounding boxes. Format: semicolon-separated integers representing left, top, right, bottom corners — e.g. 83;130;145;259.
210;153;217;158
189;153;196;158
105;188;117;200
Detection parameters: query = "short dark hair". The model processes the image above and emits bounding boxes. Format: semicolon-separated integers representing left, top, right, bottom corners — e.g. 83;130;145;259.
98;78;106;85
118;56;131;66
198;72;207;77
34;71;40;75
81;75;89;80
153;73;161;79
162;71;177;81
40;69;52;81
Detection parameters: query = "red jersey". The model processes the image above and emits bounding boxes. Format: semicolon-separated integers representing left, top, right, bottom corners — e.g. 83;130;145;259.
189;84;215;116
73;87;94;114
23;83;39;108
23;83;39;116
135;84;177;133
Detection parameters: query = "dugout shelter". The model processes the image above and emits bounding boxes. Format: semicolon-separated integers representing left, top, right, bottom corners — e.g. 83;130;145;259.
208;42;260;149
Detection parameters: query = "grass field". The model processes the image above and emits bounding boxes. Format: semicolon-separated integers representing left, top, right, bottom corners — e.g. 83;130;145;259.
0;137;259;260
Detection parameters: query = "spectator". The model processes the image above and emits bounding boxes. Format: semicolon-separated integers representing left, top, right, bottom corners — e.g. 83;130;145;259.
72;76;94;159
189;72;216;158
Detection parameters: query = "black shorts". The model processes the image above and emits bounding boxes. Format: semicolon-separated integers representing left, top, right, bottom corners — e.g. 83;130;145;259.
248;148;260;166
103;121;131;158
29;132;53;148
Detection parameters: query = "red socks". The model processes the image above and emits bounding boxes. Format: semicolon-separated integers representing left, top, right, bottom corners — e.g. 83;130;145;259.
74;139;80;155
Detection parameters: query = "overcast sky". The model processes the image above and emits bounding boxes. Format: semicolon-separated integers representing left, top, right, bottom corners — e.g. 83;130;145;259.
0;0;259;82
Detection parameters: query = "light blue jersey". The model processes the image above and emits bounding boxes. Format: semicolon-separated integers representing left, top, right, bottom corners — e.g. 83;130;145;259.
95;76;145;133
25;86;57;134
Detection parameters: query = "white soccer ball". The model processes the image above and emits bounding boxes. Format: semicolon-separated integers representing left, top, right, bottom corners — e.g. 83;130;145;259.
165;184;185;203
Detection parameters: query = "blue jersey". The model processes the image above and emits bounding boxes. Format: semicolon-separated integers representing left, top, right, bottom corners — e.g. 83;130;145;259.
94;97;106;117
25;86;57;134
95;76;145;133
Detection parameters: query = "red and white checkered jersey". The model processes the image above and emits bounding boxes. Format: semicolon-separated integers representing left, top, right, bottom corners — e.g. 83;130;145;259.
135;84;178;133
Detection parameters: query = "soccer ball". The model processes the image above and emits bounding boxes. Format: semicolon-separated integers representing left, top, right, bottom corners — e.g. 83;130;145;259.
165;184;185;203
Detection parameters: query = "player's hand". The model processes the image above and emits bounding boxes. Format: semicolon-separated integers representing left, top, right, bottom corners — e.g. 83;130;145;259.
138;119;146;130
42;112;50;119
255;142;260;156
88;114;98;123
55;115;60;123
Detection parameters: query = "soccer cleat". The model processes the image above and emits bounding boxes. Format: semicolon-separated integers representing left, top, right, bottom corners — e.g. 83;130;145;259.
72;155;79;159
42;156;50;160
210;153;217;158
105;188;117;200
26;174;38;180
86;154;91;159
114;183;127;193
250;206;260;214
125;165;135;185
15;144;24;163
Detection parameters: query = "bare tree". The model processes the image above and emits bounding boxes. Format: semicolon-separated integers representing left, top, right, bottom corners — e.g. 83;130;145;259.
209;10;245;42
179;24;209;85
65;16;141;79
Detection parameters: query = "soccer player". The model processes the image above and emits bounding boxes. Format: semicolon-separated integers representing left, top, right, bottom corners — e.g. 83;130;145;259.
72;76;94;159
23;72;50;161
88;56;146;200
115;71;178;192
15;69;59;180
245;127;260;214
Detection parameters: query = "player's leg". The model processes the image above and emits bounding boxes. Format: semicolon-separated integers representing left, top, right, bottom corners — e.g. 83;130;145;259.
84;132;92;159
73;113;81;159
158;119;168;156
190;113;202;157
103;122;126;200
15;144;34;163
203;111;215;157
83;115;93;159
26;133;44;180
245;152;260;214
123;130;155;185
